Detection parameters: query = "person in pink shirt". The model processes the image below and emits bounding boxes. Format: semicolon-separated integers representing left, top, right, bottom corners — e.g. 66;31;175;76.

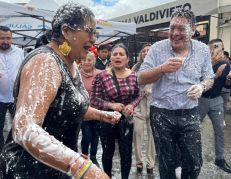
80;51;101;167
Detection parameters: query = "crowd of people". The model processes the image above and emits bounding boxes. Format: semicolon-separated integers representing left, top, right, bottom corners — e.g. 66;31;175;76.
0;2;231;179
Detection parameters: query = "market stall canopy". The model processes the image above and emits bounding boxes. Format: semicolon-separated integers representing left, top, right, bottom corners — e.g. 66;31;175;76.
0;0;54;19
95;19;136;45
0;0;55;47
0;0;136;47
25;0;59;13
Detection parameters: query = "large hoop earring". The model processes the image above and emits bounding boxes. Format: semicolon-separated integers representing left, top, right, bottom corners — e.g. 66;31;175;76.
59;41;71;56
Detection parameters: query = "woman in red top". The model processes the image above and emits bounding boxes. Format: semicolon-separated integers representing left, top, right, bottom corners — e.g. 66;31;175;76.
91;43;141;179
80;51;101;167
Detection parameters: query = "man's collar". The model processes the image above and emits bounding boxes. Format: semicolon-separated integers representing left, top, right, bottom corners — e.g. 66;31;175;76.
98;56;105;61
98;56;107;65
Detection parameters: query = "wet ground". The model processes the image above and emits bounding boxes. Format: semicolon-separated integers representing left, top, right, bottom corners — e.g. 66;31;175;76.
3;111;231;179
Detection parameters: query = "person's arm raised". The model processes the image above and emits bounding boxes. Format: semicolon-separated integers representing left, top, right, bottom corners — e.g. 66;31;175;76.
12;54;109;178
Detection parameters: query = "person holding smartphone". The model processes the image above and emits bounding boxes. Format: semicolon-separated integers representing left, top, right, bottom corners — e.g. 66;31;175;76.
197;38;231;173
221;51;231;126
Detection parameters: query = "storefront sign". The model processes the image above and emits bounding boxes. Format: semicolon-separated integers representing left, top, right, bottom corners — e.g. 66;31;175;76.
110;0;218;28
121;3;191;24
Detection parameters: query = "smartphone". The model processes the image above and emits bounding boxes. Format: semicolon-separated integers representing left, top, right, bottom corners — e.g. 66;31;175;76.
213;42;223;56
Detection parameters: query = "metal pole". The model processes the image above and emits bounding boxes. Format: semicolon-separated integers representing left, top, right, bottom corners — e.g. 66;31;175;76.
147;31;150;44
97;32;121;45
43;16;45;35
12;29;47;32
134;34;137;64
12;31;37;40
17;13;52;23
25;30;43;46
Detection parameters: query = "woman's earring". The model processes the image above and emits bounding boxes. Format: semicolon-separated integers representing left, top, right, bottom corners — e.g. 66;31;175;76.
74;38;76;41
59;41;71;56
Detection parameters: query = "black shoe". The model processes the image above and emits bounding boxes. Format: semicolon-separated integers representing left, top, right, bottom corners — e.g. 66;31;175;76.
90;156;100;168
215;159;231;173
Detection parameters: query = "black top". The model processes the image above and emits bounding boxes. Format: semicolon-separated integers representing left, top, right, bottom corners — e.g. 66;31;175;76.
0;46;89;179
202;60;231;98
95;57;107;70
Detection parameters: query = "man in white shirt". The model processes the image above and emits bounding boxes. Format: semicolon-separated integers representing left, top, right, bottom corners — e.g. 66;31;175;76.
0;26;24;150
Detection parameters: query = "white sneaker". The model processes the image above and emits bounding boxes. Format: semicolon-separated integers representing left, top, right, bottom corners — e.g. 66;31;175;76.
175;167;182;179
224;121;226;127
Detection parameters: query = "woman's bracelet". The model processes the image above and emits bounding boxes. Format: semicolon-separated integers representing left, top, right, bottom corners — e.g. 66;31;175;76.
73;159;93;179
67;154;89;174
67;155;81;173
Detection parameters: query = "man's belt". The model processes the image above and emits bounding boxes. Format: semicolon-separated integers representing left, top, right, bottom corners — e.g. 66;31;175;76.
151;106;196;116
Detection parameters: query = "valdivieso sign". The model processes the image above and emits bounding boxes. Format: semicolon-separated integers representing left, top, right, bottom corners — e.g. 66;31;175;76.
117;3;191;24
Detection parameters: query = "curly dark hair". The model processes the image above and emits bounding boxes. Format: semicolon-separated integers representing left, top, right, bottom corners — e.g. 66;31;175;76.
171;8;196;28
51;2;95;39
0;26;12;33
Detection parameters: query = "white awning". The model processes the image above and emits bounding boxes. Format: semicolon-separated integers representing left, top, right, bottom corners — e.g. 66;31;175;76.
0;1;136;47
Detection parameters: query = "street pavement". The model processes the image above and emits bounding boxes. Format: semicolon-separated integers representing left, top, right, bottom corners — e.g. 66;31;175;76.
3;110;231;179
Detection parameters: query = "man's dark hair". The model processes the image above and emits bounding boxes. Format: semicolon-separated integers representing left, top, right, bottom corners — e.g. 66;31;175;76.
35;35;49;49
0;26;12;34
98;44;109;51
208;38;223;45
171;8;196;28
192;30;200;38
27;48;33;53
224;51;229;58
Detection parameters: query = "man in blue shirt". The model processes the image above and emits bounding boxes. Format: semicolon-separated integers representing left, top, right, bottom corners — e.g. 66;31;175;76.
221;50;231;126
138;8;214;179
197;39;231;173
0;26;24;150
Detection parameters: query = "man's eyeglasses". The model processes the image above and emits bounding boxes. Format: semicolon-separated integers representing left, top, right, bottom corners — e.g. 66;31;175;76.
80;26;99;39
